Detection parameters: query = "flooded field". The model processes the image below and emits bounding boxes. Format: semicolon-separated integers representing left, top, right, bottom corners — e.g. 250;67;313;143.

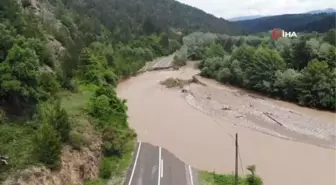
117;64;336;185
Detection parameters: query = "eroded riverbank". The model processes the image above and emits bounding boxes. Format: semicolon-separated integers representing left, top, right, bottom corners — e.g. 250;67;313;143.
184;75;336;149
117;65;336;185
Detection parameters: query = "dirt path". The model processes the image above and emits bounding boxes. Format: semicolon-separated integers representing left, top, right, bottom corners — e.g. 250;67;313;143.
117;65;336;185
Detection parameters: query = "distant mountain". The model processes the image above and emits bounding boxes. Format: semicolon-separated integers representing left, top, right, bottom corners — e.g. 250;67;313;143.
294;13;336;32
307;8;336;14
233;12;336;33
229;8;336;22
229;15;264;22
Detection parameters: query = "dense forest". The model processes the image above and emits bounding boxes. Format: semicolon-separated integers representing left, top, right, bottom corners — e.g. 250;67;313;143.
0;0;230;184
174;29;336;110
61;0;242;38
234;13;336;33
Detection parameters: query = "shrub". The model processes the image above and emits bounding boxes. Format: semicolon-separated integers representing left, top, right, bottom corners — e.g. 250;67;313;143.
200;66;213;78
84;179;105;185
34;121;62;169
89;95;111;121
40;100;71;142
246;165;263;185
40;72;60;96
101;126;136;156
69;132;85;150
89;85;128;127
216;68;231;83
103;70;119;86
99;157;113;179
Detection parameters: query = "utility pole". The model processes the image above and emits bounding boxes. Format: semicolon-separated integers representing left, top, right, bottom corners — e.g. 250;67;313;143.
234;133;239;185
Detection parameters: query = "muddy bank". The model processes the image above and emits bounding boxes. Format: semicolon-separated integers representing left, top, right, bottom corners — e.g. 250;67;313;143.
185;75;336;149
117;66;336;185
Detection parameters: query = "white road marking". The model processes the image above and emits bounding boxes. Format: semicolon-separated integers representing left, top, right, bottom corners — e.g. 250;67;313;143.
158;147;162;185
185;165;190;185
188;165;194;185
128;141;142;185
137;168;144;185
160;159;164;178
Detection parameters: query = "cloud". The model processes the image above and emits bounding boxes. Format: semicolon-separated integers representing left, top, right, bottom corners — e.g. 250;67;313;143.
176;0;336;19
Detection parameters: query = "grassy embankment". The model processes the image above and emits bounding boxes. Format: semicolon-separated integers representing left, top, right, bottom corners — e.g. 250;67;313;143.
60;84;136;185
200;165;263;185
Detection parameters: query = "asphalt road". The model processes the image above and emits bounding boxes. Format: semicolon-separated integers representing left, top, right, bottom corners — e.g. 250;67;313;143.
152;54;175;69
124;142;199;185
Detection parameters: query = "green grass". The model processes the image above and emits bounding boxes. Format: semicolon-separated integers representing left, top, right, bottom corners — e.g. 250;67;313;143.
84;179;107;185
60;85;97;116
0;124;37;181
64;83;137;185
200;169;263;185
200;171;248;185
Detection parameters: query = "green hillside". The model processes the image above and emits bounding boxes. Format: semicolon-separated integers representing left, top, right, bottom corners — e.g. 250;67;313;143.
62;0;242;38
0;0;242;183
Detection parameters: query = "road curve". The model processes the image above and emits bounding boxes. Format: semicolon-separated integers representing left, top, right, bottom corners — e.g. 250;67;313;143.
124;142;198;185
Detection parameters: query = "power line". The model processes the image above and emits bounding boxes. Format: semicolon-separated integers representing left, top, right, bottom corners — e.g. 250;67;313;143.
238;148;245;176
206;110;246;176
210;114;246;176
184;87;246;176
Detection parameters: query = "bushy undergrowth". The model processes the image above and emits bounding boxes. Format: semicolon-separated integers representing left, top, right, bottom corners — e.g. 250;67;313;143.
88;84;136;180
0;0;181;182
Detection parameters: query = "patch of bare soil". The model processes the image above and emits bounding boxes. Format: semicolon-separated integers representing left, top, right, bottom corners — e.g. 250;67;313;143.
117;64;336;185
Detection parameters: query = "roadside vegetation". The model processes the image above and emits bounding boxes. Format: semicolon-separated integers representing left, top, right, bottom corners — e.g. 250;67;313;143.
0;0;182;184
176;31;336;110
200;165;263;185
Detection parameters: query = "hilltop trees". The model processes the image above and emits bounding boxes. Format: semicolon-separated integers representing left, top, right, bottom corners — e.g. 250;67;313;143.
244;47;286;92
180;31;335;110
324;29;336;46
296;60;335;109
0;43;44;116
0;0;187;181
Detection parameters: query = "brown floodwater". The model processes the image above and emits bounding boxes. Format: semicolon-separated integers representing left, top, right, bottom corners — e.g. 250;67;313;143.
117;66;336;185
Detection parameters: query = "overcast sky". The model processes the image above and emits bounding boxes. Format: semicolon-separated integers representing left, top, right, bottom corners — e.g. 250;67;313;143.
175;0;336;19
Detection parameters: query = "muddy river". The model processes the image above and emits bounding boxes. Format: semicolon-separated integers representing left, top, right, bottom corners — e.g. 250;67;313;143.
117;65;336;185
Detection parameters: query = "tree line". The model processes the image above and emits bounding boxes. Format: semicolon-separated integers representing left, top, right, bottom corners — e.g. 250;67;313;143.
175;30;336;110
